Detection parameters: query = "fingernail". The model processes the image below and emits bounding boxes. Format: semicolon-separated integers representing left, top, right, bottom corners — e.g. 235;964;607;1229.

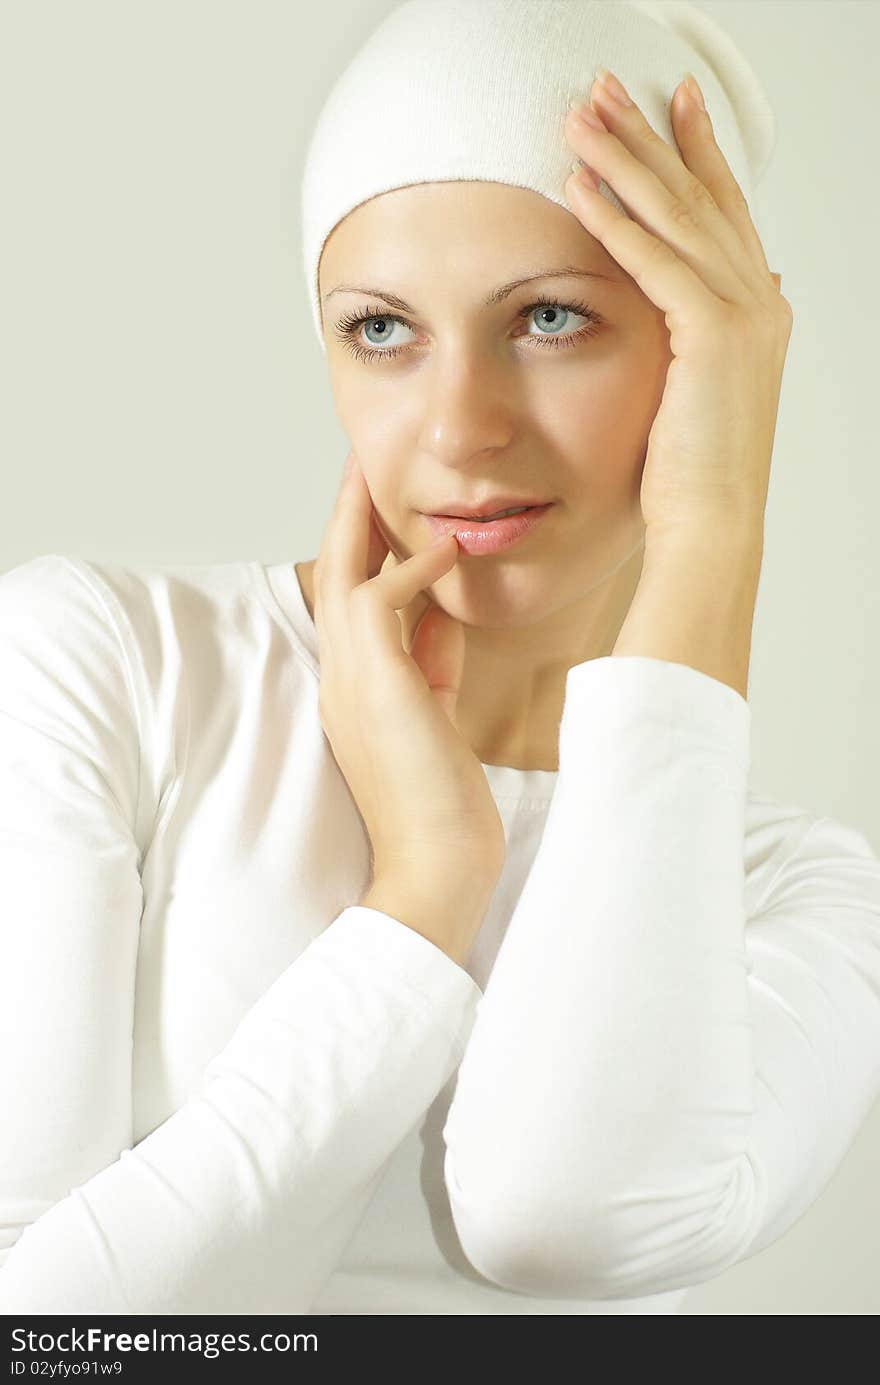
595;67;633;108
570;158;600;190
569;100;607;132
684;72;706;112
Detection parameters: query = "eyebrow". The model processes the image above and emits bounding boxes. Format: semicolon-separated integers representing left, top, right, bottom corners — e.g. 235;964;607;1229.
321;266;624;310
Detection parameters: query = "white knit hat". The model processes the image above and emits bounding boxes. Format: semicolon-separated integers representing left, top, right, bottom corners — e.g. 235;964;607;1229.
301;0;776;352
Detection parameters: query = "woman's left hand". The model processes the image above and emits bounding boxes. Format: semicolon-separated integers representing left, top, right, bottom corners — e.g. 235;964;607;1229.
564;69;793;546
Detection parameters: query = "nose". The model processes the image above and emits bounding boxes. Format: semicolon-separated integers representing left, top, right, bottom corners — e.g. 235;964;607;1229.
415;355;516;469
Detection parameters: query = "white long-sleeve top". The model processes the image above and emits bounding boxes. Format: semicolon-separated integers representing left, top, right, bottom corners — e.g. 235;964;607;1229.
0;553;878;1316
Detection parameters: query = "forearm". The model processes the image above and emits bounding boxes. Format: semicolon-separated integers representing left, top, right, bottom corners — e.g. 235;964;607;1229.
442;653;754;1298
611;524;764;701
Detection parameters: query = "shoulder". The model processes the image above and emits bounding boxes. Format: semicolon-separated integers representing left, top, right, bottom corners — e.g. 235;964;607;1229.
0;553;146;835
0;549;271;775
0;552;135;701
0;550;256;692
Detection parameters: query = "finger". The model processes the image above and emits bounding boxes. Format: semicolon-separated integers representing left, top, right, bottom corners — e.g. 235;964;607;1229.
667;78;773;281
584;75;765;294
316;452;377;592
314;451;389;659
408;603;466;727
565;101;752;306
365;501;397;580
350;536;460;673
594;70;774;289
362;505;391;581
313;453;362;671
564;166;728;338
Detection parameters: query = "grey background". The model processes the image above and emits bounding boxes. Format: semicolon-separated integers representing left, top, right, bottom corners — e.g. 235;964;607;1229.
1;0;877;1313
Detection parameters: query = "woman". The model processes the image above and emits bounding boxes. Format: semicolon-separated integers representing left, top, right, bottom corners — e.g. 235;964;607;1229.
1;1;878;1316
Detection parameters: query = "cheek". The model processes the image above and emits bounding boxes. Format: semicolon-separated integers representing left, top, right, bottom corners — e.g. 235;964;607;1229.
337;390;411;472
541;341;669;490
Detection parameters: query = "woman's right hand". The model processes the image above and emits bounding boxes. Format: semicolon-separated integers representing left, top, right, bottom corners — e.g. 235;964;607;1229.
313;450;507;895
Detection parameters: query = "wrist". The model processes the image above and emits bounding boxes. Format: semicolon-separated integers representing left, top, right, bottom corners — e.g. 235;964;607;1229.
643;512;764;574
362;866;499;968
614;523;763;701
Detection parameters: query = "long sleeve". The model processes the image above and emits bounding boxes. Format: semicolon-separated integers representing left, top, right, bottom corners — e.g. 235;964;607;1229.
0;555;482;1314
442;655;880;1300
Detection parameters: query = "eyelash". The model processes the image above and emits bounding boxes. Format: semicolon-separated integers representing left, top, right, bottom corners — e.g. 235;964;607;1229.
333;294;604;364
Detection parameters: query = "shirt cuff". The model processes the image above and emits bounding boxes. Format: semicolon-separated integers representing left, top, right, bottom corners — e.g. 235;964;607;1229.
316;904;484;1054
560;654;751;758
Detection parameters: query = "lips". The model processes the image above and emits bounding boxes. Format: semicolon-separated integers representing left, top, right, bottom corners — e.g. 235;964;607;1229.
425;496;551;520
444;505;533;522
422;502;555;556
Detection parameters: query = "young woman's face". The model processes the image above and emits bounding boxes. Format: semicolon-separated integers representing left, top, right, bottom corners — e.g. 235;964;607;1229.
318;179;673;627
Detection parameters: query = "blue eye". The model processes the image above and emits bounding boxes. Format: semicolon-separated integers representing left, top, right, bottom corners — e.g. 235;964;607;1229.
526;303;590;337
360;315;415;351
334;295;604;363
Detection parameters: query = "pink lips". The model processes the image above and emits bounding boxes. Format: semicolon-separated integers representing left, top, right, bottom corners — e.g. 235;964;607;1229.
422;503;555;556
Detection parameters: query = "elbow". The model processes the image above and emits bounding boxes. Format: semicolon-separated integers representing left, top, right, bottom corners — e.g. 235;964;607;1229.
449;1197;704;1301
444;1147;628;1298
444;1151;753;1300
451;1215;615;1300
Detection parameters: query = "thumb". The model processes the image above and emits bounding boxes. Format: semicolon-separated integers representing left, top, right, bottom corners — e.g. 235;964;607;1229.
408;602;466;728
